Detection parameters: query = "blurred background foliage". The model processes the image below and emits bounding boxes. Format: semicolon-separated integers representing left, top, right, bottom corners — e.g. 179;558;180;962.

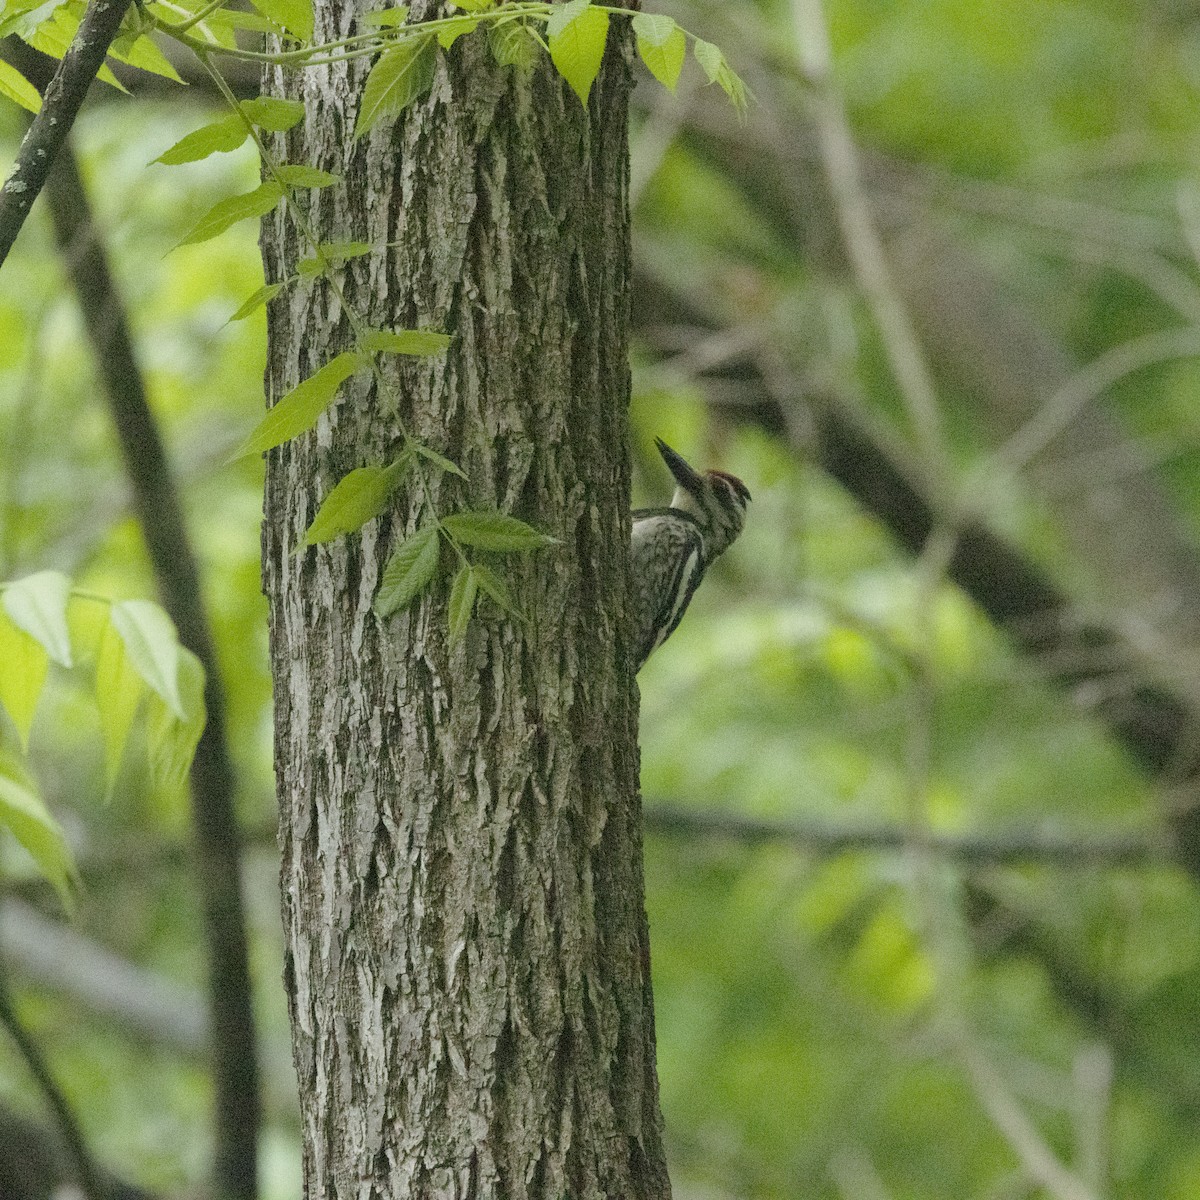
3;0;1200;1196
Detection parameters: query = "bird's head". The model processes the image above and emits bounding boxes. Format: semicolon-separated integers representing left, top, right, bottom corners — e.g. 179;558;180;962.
655;437;751;560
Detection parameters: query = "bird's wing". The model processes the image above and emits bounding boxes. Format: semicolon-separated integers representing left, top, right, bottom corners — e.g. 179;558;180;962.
631;510;706;667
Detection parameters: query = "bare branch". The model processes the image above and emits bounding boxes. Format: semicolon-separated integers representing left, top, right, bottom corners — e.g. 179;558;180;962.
644;804;1164;868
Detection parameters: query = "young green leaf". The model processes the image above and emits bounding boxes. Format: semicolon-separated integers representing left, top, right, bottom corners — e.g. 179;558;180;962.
303;459;408;546
274;163;340;188
547;0;609;106
488;20;536;71
441;511;557;552
30;9;128;91
0;59;42;113
361;328;451;356
225;281;284;324
231;351;364;459
95;619;145;798
0;617;48;750
110;599;187;721
2;570;73;667
0;762;77;912
205;8;282;34
144;648;206;797
375;524;441;617
240;95;306;130
107;32;184;82
316;240;374;260
447;563;477;644
471;562;519;617
692;38;748;112
412;442;467;479
0;0;64;42
632;12;685;92
436;14;477;50
248;0;313;41
154;115;248;166
176;182;284;248
361;4;408;25
354;35;436;141
298;240;373;275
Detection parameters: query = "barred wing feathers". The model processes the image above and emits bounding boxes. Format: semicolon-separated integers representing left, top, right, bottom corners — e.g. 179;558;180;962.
630;508;707;668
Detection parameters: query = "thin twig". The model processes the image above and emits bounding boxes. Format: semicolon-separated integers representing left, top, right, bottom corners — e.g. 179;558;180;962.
790;0;944;471
0;0;135;270
0;962;109;1200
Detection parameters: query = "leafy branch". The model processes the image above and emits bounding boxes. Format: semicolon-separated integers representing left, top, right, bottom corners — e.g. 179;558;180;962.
0;571;208;910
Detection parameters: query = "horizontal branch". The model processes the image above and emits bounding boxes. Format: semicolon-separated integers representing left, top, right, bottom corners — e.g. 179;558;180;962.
644;804;1165;868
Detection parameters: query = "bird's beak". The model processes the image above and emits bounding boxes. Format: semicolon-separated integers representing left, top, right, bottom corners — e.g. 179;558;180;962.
654;437;704;500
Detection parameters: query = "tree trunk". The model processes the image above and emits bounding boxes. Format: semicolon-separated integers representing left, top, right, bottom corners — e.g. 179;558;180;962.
260;8;671;1197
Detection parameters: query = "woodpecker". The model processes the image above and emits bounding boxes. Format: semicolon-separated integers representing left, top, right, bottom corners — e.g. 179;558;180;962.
631;437;752;668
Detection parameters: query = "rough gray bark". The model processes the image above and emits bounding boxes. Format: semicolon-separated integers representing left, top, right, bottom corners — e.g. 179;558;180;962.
260;8;670;1198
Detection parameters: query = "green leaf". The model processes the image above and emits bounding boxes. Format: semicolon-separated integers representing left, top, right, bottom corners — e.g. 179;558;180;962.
231;351;364;459
0;616;48;750
412;442;467;479
225;281;284;324
296;240;374;276
107;32;184;82
275;163;339;188
488;20;536;70
176;182;284;248
0;0;66;42
27;8;128;90
354;35;436;140
3;571;73;667
247;0;312;40
692;38;748;112
95;619;145;797
0;59;42;113
436;14;477;49
361;4;408;25
447;564;477;644
315;240;373;260
303;460;407;545
632;13;685;92
153;115;248;166
110;599;187;720
204;8;281;33
547;0;609;106
375;524;441;617
471;562;520;617
361;328;451;356
240;95;306;131
144;648;206;798
450;0;493;10
0;762;77;912
441;511;557;553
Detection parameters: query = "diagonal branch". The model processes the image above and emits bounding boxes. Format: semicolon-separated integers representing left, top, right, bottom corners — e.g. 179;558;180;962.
0;962;109;1200
44;145;262;1200
632;267;1200;881
0;0;134;270
5;40;262;1200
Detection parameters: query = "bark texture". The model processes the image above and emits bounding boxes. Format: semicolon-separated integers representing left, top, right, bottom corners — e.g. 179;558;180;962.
261;9;669;1198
